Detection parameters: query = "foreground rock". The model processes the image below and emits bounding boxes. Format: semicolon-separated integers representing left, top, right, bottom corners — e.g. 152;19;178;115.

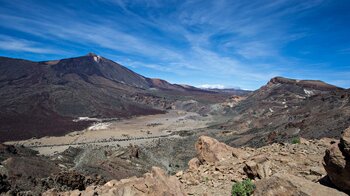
177;136;333;195
44;167;186;196
254;173;347;196
323;127;350;193
195;136;247;163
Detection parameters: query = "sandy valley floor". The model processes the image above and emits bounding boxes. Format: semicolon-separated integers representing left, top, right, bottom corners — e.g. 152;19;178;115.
5;110;213;155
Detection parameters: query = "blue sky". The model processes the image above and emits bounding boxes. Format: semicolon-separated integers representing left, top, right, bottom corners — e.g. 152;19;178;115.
0;0;349;90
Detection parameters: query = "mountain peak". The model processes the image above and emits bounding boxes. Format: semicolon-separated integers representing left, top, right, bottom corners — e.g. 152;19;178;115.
85;52;102;63
86;52;98;57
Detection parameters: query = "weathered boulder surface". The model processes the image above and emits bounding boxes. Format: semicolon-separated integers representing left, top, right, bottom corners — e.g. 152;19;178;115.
44;167;186;196
323;127;350;192
179;136;334;195
340;127;350;158
254;173;347;196
243;157;271;179
195;135;247;163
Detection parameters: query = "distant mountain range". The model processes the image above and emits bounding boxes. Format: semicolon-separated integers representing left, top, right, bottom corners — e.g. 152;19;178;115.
0;53;239;142
1;53;348;144
199;87;251;96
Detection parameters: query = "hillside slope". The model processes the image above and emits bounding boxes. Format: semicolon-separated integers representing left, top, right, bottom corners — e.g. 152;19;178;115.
0;54;235;142
216;77;350;147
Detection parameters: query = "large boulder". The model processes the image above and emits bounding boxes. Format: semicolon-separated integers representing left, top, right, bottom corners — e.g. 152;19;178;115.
254;173;347;196
44;167;186;196
195;136;247;163
243;156;271;179
339;127;350;157
323;127;350;192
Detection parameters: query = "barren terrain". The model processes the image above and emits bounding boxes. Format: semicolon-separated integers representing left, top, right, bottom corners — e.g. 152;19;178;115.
5;110;213;155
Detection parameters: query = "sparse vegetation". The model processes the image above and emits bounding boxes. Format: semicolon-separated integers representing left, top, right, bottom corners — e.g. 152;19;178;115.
231;179;255;196
291;137;301;144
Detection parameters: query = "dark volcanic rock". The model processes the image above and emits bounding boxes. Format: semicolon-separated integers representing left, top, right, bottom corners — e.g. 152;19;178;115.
52;171;104;191
0;174;10;194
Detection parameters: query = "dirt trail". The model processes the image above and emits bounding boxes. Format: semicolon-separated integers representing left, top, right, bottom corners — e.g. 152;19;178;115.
6;110;212;155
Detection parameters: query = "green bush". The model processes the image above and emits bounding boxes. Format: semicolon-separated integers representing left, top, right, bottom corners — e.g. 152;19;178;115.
291;137;300;144
231;179;255;196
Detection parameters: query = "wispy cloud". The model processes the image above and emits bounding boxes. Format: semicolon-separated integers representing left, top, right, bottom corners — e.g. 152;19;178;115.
0;0;348;89
338;48;350;54
0;35;63;54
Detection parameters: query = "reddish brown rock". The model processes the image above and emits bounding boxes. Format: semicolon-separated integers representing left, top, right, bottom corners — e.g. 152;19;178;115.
243;159;271;179
254;173;347;196
339;127;350;157
323;127;350;192
188;157;200;171
195;136;247;163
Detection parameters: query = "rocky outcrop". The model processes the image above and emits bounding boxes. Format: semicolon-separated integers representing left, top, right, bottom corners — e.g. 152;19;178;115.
339;127;350;158
177;136;334;195
44;167;186;196
254;173;347;196
243;155;271;179
195;136;247;163
323;127;350;192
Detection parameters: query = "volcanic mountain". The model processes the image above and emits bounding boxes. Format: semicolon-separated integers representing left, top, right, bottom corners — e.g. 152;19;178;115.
216;77;350;147
0;53;232;142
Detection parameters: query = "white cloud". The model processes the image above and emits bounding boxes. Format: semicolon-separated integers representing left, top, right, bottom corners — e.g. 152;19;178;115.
198;84;226;89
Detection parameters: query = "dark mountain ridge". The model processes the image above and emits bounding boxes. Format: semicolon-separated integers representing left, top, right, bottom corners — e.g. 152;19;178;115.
268;76;343;91
217;77;350;147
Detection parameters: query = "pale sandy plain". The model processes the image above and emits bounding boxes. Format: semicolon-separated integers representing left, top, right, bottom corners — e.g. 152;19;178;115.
5;110;213;155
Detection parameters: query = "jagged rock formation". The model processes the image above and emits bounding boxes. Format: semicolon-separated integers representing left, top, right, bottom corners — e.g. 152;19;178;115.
194;136;247;163
323;127;350;193
176;136;339;195
44;167;186;196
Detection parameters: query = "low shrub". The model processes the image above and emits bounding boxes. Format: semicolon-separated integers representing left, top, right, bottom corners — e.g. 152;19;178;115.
231;179;255;196
291;137;300;144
